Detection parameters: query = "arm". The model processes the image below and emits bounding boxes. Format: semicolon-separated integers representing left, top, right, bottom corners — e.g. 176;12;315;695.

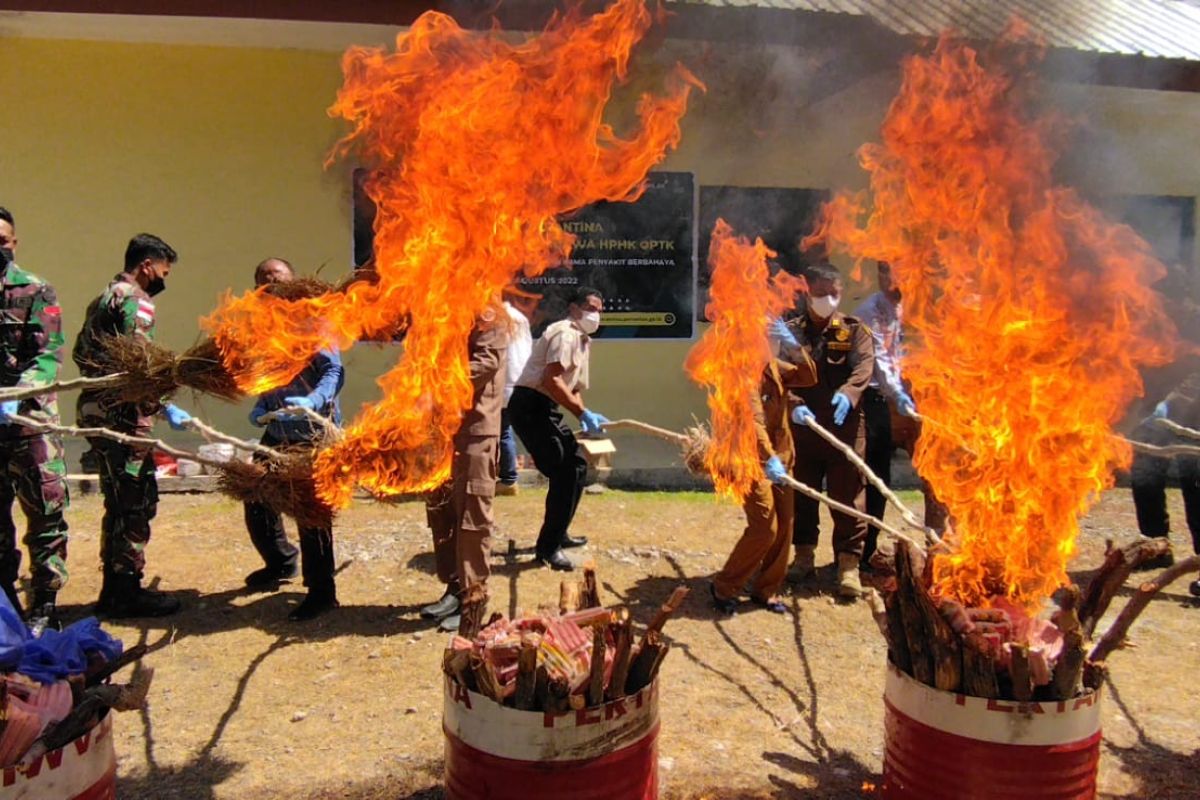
837;324;876;407
542;362;585;417
17;286;64;416
751;385;774;463
304;349;346;409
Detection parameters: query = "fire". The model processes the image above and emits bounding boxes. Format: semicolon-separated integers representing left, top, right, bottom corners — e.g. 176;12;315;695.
685;219;805;499
203;0;699;506
805;32;1176;609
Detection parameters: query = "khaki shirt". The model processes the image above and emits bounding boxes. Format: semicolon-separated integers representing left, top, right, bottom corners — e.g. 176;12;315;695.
516;319;590;395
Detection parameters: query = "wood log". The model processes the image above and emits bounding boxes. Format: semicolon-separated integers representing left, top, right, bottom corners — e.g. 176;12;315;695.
580;563;601;609
1090;555;1200;663
533;665;550;710
644;641;671;685
894;541;935;686
587;626;607;707
458;585;489;640
470;654;503;702
1051;629;1086;701
1009;644;1033;702
961;634;998;699
443;649;476;692
1078;537;1170;637
925;592;962;693
626;631;665;695
544;676;571;714
514;641;539;711
606;615;634;702
883;591;913;675
559;580;581;615
86;643;147;687
644;586;690;638
1082;661;1107;692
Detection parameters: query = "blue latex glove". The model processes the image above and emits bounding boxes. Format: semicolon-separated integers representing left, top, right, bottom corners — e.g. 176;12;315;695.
1153;401;1169;419
579;409;609;434
791;405;815;426
163;404;192;431
831;392;852;426
767;317;798;347
764;455;788;485
282;395;317;417
249;402;268;427
0;401;17;424
896;391;917;419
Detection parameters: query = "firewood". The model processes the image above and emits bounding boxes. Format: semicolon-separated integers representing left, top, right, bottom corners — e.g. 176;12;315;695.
1078;537;1171;636
961;634;998;699
514;642;539;711
644;585;690;638
883;591;913;675
606;614;634;701
1090;555;1200;663
533;664;549;709
1082;661;1107;692
443;648;474;691
559;580;580;614
894;541;935;686
580;563;601;609
644;640;671;685
458;585;489;639
1051;628;1086;701
470;654;502;702
586;626;607;707
925;593;962;693
1009;644;1033;702
626;631;665;694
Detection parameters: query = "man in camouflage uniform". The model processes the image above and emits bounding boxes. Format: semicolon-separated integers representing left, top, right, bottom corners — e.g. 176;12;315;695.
74;233;192;618
0;207;69;629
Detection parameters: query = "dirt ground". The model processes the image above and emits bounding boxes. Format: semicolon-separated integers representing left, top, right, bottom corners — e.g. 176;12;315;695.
42;485;1200;799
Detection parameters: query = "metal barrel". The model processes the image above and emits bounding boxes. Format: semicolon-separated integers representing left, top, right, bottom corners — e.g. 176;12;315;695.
0;713;116;800
443;677;659;800
882;664;1102;800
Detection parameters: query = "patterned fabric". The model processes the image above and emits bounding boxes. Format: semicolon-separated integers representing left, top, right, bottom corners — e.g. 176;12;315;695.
0;263;64;427
73;272;159;434
91;438;157;578
0;434;69;593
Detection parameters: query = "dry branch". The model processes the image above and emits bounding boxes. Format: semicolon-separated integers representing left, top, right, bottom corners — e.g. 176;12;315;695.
580;563;601;609
1126;438;1200;459
603;418;689;444
586;626;607;707
781;474;929;556
1152;417;1200;442
644;585;689;637
606;613;634;702
1078;537;1171;637
1089;555;1200;663
0;374;128;403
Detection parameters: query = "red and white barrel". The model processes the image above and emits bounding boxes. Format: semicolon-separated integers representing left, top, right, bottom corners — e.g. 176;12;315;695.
443;677;659;800
882;663;1102;800
0;714;116;800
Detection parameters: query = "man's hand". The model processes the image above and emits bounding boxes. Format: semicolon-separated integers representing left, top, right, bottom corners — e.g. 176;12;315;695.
1153;401;1169;420
249;403;268;427
579;409;609;434
791;405;815;426
896;391;917;419
764;455;788;485
831;392;852;426
0;401;18;424
164;404;192;431
767;317;798;348
283;396;317;416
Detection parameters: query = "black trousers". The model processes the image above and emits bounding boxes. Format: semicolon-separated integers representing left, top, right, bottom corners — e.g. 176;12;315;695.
1130;422;1200;554
862;388;893;565
243;433;335;596
507;387;587;556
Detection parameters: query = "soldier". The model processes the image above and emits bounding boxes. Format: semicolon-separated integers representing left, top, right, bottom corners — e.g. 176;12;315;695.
74;233;193;618
245;258;345;621
0;207;70;630
779;262;875;598
421;312;508;631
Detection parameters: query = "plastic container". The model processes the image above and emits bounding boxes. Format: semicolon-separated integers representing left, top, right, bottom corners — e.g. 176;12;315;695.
0;713;115;800
882;663;1102;800
443;677;659;800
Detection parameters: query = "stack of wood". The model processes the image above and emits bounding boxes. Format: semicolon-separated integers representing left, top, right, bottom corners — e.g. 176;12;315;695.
877;538;1192;701
443;565;688;712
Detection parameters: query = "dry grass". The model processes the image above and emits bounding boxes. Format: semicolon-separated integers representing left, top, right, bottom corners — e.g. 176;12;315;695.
45;488;1200;799
90;336;242;405
261;276;336;302
216;450;332;529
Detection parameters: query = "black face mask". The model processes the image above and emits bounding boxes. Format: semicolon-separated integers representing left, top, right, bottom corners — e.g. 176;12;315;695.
0;248;12;269
146;277;166;297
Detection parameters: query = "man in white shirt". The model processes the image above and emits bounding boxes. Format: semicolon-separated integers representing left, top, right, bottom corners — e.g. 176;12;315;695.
508;287;608;571
497;289;538;495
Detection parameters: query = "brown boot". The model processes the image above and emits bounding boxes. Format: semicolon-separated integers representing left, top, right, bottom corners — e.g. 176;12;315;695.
788;545;816;584
837;553;863;599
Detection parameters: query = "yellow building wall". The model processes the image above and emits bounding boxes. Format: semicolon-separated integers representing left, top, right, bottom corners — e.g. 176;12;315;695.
2;34;1198;469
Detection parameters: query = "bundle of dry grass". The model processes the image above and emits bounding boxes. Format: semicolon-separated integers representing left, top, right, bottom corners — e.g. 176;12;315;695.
216;447;333;528
261;276;336;302
90;336;242;405
681;423;712;476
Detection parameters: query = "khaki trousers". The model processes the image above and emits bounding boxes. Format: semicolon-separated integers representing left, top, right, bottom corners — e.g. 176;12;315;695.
427;434;498;594
714;479;794;602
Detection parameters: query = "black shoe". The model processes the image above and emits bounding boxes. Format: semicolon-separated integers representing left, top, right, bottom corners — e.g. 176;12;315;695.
26;591;60;637
561;536;588;549
1135;551;1175;572
289;592;338;622
97;575;181;618
244;563;299;589
438;613;462;633
537;550;575;571
420;591;461;620
752;597;787;614
710;583;738;616
1190;579;1200;598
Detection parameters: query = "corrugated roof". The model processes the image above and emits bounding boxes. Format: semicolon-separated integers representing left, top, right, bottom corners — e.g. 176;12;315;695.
677;0;1200;61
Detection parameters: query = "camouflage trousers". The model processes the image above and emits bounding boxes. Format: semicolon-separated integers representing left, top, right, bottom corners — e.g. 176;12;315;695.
0;433;70;598
90;436;157;578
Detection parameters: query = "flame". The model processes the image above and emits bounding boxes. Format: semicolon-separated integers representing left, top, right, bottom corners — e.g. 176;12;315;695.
685;219;805;499
805;32;1176;609
203;0;699;506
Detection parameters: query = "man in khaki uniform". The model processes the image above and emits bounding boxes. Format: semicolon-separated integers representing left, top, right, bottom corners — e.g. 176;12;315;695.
781;262;875;598
421;315;508;631
711;354;815;615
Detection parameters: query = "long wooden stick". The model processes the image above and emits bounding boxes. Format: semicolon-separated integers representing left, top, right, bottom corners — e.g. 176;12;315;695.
257;406;342;440
0;373;128;402
1089;555;1200;663
1125;438;1200;458
1153;417;1200;442
780;474;928;556
601;418;689;445
186;418;281;460
803;417;939;546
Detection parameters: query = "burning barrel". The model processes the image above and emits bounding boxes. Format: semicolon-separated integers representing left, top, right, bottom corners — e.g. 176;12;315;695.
882;664;1101;800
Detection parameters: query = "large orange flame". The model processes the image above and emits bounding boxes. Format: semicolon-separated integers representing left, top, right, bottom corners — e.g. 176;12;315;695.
806;33;1176;609
203;0;699;506
686;219;805;500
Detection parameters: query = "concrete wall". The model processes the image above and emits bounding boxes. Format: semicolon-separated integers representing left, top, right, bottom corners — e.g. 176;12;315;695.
2;25;1198;471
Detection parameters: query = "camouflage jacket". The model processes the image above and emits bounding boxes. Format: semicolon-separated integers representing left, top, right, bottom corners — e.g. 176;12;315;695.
74;273;158;432
0;262;64;434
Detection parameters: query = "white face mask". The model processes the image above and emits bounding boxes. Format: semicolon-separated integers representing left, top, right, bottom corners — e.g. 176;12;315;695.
808;294;840;319
576;310;601;335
